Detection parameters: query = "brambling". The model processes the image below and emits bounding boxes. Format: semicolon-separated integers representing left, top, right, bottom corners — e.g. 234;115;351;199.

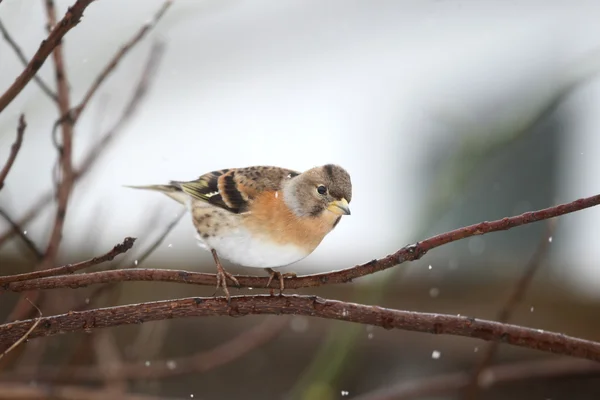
128;164;352;299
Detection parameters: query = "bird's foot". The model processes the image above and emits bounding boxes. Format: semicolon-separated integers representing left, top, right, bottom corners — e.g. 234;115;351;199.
212;250;240;304
265;268;297;294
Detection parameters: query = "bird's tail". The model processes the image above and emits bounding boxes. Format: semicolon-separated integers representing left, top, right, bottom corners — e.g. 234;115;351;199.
124;183;188;205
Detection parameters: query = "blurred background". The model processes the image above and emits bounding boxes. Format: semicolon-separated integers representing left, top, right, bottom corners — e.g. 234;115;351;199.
1;0;600;399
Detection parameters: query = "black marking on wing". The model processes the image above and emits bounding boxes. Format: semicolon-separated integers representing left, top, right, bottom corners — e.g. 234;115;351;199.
174;169;245;214
221;171;248;213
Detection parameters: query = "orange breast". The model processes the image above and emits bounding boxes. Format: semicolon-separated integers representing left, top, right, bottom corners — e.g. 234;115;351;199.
243;191;339;252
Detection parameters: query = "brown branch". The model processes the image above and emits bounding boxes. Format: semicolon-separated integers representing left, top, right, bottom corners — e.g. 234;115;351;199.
465;220;557;399
0;209;43;260
3;0;81;324
0;114;26;191
352;358;600;400
0;19;58;102
60;0;171;126
0;43;166;250
0;0;95;113
0;237;135;285
76;211;183;309
1;295;600;361
0;383;183;400
0;299;41;361
5;193;600;293
4;316;288;382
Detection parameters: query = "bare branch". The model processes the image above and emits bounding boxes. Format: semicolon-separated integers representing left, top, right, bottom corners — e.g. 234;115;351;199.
465;220;557;399
62;1;171;125
0;43;166;250
0;0;95;113
1;295;600;361
5;193;600;293
0;19;58;102
0;237;135;285
0;209;43;259
76;211;183;309
0;114;26;191
0;299;41;361
353;358;600;400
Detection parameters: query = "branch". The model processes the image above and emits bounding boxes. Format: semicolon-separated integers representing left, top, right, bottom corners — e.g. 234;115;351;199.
0;237;135;285
0;114;26;191
5;193;600;293
3;316;288;382
0;0;95;113
0;43;165;250
465;220;557;399
0;383;183;400
60;0;171;125
353;358;600;400
1;295;600;361
0;209;43;259
0;19;58;102
3;0;82;324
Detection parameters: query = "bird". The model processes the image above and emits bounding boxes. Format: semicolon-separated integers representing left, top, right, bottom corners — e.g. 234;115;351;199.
127;164;352;300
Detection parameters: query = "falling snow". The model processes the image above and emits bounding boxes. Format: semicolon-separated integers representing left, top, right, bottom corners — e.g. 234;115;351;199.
167;360;177;370
431;350;441;359
341;390;349;396
145;361;151;367
429;288;440;298
548;236;553;243
428;265;432;270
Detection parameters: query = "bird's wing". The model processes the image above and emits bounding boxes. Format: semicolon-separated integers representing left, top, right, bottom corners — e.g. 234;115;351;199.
173;166;300;214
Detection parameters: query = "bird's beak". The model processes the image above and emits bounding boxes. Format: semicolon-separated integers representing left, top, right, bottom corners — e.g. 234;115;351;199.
327;198;351;215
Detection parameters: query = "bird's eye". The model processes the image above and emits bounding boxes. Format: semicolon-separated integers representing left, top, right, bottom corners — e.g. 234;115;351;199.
317;185;327;195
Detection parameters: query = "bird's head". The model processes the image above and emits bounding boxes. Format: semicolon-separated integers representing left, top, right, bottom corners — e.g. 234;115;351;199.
283;164;352;218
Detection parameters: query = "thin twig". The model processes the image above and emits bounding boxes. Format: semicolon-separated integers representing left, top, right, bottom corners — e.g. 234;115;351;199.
0;209;43;260
0;299;41;361
55;0;171;128
1;295;600;361
0;114;26;191
465;220;558;399
76;210;183;310
0;43;166;250
0;19;58;102
5;316;288;382
352;358;600;400
0;0;95;113
5;193;600;293
0;237;136;285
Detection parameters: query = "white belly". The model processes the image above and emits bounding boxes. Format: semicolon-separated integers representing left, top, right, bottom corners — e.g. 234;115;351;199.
196;228;310;269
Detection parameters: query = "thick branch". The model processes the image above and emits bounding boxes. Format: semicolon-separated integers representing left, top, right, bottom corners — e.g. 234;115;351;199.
6;193;600;293
1;295;600;362
0;0;95;113
0;237;135;285
0;114;26;191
